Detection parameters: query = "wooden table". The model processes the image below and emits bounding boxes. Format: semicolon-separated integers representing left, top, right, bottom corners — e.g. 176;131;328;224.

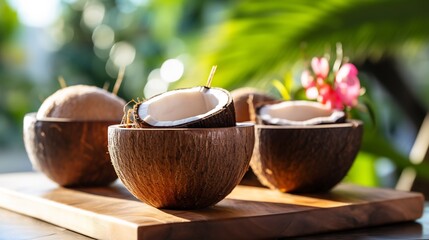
0;172;426;240
1;204;428;240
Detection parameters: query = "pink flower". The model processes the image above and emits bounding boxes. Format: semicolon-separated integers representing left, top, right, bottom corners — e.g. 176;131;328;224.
301;70;319;99
318;84;343;110
335;63;361;107
311;57;329;79
299;52;363;110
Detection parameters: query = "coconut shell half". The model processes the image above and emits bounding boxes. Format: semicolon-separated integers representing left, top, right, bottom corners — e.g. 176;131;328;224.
231;87;277;122
108;123;255;209
23;113;118;187
134;86;236;128
250;120;363;193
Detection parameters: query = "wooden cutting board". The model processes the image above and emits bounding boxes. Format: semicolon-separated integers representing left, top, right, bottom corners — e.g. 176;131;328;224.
0;172;424;239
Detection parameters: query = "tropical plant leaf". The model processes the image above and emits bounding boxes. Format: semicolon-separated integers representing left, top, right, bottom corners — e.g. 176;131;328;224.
176;0;429;185
0;0;18;43
272;79;290;100
178;0;429;89
283;72;294;94
361;97;377;127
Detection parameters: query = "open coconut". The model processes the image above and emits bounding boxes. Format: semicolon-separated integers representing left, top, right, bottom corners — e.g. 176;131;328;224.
256;100;345;126
24;84;126;187
108;123;254;209
231;87;277;122
250;120;363;193
250;100;361;192
133;86;236;128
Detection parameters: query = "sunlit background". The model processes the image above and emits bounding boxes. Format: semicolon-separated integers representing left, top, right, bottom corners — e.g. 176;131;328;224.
2;0;429;197
6;0;188;98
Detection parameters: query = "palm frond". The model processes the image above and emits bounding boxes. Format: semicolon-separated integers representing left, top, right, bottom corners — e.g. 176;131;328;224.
179;0;429;89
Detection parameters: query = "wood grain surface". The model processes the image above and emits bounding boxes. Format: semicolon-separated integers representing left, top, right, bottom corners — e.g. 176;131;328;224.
0;173;424;240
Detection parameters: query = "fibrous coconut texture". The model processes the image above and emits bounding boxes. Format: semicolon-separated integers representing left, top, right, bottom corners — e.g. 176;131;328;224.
231;88;276;187
133;86;236;128
24;113;119;187
251;99;361;193
25;84;125;187
108;123;254;209
231;87;277;122
250;121;363;193
37;85;126;120
256;100;345;126
108;86;254;209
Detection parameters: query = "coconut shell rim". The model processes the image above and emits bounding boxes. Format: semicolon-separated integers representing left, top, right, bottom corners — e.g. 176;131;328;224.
141;86;232;103
256;100;347;126
134;86;234;128
109;122;254;131
26;112;122;124
255;119;362;130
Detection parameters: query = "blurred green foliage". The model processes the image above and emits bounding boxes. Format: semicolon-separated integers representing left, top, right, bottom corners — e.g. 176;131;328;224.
0;0;17;42
0;0;32;147
183;0;429;89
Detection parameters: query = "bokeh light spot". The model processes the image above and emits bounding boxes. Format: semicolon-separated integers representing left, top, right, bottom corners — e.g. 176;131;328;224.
92;24;115;49
160;59;184;83
12;0;61;28
110;41;136;67
82;1;105;29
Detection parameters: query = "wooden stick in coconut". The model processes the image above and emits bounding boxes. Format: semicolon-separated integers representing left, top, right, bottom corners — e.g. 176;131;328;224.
113;66;126;95
201;65;217;91
103;82;110;91
58;76;67;89
247;94;256;123
206;65;217;88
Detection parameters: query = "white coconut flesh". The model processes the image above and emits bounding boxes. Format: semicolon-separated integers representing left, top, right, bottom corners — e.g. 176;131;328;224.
258;101;345;126
138;87;230;127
